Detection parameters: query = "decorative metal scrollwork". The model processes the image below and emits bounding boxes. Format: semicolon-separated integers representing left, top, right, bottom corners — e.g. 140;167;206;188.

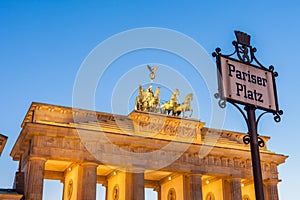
243;135;250;145
269;65;278;77
256;109;283;127
213;30;280;73
273;110;283;122
258;137;265;148
212;47;222;58
214;93;226;108
243;135;265;148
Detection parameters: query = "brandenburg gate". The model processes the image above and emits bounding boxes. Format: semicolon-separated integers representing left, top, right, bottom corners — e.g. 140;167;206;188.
10;98;286;199
8;63;287;200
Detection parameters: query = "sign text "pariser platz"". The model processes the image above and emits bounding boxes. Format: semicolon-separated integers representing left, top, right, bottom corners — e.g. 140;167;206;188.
219;56;278;112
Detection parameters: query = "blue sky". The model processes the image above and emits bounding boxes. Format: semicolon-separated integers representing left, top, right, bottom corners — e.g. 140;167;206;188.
0;0;299;199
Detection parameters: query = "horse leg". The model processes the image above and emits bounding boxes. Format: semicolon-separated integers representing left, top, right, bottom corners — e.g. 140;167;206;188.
171;109;176;116
189;109;193;118
136;102;140;110
182;110;185;117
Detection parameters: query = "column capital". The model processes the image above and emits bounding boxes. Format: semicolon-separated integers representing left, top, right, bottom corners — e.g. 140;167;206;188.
190;170;204;175
101;181;108;187
231;177;242;182
80;162;98;167
29;156;47;162
153;185;160;192
223;176;242;181
125;167;145;173
184;171;203;178
264;179;280;185
190;173;203;177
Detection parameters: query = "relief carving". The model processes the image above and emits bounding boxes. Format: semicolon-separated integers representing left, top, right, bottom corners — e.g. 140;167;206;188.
98;114;115;121
264;163;270;172
208;156;214;165
84;141;97;154
246;160;252;169
62;139;80;150
215;157;221;166
270;163;277;173
221;157;228;167
130;112;201;139
228;159;234;168
234;158;240;168
45;137;57;148
240;160;246;168
167;188;176;200
203;157;208;165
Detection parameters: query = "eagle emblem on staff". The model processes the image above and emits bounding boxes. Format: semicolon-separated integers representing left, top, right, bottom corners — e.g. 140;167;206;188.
147;65;159;81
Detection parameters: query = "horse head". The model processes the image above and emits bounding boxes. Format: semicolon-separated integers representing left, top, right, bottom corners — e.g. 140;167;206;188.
154;87;161;97
174;88;180;96
184;93;193;103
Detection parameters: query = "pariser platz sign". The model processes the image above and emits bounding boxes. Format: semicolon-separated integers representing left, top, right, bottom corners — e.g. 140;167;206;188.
213;30;283;200
217;55;279;112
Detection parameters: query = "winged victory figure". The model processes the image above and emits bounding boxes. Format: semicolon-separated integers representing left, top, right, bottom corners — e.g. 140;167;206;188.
147;65;159;81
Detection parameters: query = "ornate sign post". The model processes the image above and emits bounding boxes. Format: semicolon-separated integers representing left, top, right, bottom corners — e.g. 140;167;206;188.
213;31;283;200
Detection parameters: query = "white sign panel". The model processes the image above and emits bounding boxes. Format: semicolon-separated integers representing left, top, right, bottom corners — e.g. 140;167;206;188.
219;56;278;112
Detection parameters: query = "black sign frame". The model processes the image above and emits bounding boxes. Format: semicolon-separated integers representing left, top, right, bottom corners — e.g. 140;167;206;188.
216;54;279;113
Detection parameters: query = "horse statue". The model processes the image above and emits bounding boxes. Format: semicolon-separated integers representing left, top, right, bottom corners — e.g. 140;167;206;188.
173;93;193;117
160;89;180;115
148;87;160;112
135;85;147;111
135;85;161;112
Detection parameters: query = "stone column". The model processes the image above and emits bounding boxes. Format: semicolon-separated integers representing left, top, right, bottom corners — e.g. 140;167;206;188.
14;171;25;194
105;184;108;200
154;186;161;200
25;157;47;200
77;162;98;200
223;177;242;200
190;174;203;200
125;172;145;200
183;173;203;200
264;180;279;200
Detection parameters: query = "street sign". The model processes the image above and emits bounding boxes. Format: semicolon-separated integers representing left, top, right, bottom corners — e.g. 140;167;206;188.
213;31;283;200
217;55;278;112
